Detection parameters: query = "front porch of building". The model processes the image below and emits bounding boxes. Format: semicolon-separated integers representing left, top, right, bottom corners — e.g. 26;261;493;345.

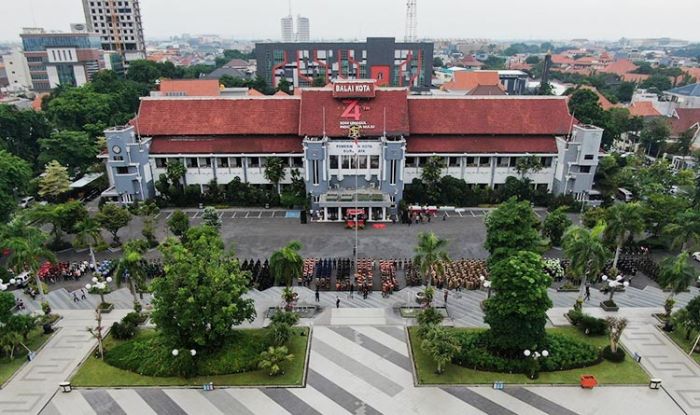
312;188;396;222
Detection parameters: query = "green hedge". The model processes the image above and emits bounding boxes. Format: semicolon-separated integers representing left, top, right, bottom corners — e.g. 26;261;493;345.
105;330;272;377
452;331;601;374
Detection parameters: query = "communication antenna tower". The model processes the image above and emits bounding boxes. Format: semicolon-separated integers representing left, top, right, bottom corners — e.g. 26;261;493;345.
405;0;417;42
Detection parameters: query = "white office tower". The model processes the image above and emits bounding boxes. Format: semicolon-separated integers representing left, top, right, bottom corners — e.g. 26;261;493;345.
296;16;310;42
81;0;146;63
281;15;294;42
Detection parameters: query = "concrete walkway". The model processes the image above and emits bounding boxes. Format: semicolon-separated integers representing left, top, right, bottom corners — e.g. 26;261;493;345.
0;309;127;415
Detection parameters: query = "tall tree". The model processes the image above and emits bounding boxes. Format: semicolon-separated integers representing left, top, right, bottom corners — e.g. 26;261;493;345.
421;156;444;187
567;89;604;125
270;241;304;287
542;207;572;247
0;227;56;302
264;157;286;194
413;232;450;286
167;209;190;240
37;131;99;176
0;105;51;164
664;209;700;252
151;227;256;349
201;206;222;230
658;252;696;322
605;202;645;269
73;217;104;250
27;202;87;247
639;117;671;157
562;223;608;301
166;160;186;189
113;239;149;304
483;251;552;353
0;149;32;221
38;161;71;201
95;204;132;246
420;326;460;374
484;197;542;264
515;156;543;178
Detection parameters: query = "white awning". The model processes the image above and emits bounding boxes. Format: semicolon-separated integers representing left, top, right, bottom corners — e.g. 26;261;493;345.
69;173;103;189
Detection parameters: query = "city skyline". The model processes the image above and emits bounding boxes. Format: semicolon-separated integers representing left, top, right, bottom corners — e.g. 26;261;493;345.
1;0;699;43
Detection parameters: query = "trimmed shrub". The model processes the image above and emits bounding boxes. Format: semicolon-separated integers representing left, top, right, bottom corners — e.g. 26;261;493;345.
452;331;601;374
567;309;584;326
602;345;626;362
579;315;608;336
270;311;300;326
110;321;137;340
268;322;293;346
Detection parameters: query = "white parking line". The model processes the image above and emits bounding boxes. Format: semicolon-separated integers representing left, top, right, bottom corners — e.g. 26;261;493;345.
245;212;250;218
217;212;224;218
153;212;161;219
271;211;276;218
457;211;463;217
231;212;237;218
165;211;174;219
258;211;263;218
192;211;200;218
470;210;476;217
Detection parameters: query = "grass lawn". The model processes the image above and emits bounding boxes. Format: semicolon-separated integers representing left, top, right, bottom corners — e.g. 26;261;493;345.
72;327;310;387
0;327;52;386
408;326;649;385
666;328;700;365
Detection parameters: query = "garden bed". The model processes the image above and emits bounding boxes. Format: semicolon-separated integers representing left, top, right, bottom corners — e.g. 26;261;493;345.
0;327;54;387
71;327;310;387
266;306;317;319
400;307;448;319
599;300;619;312
664;328;700;366
408;327;648;385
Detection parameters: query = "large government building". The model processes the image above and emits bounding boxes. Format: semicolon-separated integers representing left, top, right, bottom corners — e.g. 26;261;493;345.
102;80;602;222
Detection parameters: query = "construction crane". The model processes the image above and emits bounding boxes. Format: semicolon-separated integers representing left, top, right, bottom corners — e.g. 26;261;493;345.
106;0;123;54
404;0;417;42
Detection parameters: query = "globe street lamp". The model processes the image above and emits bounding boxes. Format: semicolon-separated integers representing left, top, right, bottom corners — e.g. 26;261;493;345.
86;274;113;306
523;348;549;379
601;274;628;304
480;276;493;299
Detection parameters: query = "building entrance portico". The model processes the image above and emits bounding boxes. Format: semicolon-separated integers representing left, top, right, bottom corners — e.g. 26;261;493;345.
315;188;393;222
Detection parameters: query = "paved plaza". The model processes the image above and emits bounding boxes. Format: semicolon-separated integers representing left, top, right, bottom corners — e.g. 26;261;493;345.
1;285;698;414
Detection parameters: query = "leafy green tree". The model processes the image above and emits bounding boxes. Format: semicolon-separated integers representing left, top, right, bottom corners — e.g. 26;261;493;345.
639;117;670;157
113;239;149;304
264;157;286;194
73;217;104;250
38;131;98;176
27;201;87;247
642;194;689;236
277;78;292;94
515;156;543;178
44;87;119;136
641;74;673;91
0;149;32;221
166;160;186;189
0;292;15;323
38;161;71;201
420;326;460;374
201;206;222;230
0;332;23;360
484;197;542;264
679;297;700;341
658;252;697;310
167;209;190;240
95;204;132;246
593;155;621;202
0;227;56;301
413;232;450;285
483;251;552;353
433;57;444;67
125;60;162;84
151;227;256;349
567;89;604;126
562;223;608;299
421;156;444;187
270;241;304;287
582;207;607;228
417;307;444;337
258;346;294;376
605;202;645;269
0;105;51;164
6;314;37;341
615;81;636;102
542;207;572;247
664;209;700;252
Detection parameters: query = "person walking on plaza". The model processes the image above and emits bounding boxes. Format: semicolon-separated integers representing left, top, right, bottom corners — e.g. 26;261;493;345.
443;289;449;305
336;296;340;308
80;289;86;300
73;292;79;303
315;286;320;303
349;283;354;299
584;283;591;302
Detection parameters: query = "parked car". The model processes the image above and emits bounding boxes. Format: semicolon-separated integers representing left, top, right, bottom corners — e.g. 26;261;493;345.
12;271;31;287
693;252;700;263
18;196;34;208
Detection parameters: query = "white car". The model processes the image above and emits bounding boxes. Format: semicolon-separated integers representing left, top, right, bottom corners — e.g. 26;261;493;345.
12;271;31;287
693;252;700;263
18;196;34;208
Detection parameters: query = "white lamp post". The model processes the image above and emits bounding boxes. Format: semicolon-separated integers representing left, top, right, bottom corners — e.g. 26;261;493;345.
524;348;549;379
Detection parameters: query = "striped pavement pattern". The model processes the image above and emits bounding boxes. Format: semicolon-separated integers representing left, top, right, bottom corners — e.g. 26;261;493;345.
42;325;582;415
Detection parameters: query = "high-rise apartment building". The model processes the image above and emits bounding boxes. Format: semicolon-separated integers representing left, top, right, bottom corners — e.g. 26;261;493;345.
81;0;145;63
281;15;294;42
1;50;32;91
296;16;310;42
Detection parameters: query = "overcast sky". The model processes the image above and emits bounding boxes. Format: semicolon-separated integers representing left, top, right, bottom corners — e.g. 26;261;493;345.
2;0;698;43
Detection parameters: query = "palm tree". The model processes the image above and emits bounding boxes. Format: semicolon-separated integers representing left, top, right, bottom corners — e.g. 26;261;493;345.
420;325;460;374
605;202;644;270
113;240;149;304
0;226;56;302
258;346;294;376
658;252;696;314
664;209;700;252
562;223;608;302
413;232;449;286
73;217;104;250
270;241;304;287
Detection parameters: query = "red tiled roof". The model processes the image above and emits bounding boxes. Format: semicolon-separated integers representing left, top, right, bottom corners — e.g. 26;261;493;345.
406;135;558;153
467;85;506;96
298;89;409;137
159;79;221;97
601;59;638;76
135;98;300;136
407;97;573;135
670;108;700;136
442;71;501;92
551;55;575;65
149;136;303;154
628;101;661;117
